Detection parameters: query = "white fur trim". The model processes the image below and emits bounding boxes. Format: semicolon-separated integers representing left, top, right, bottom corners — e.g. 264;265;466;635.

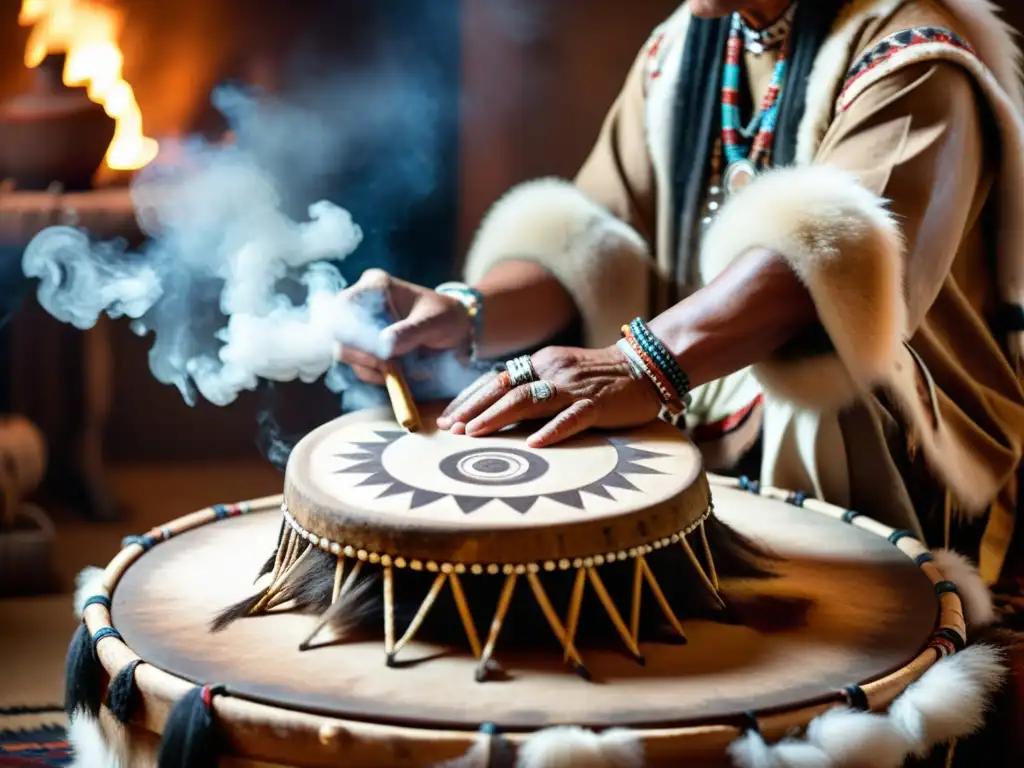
795;0;898;164
515;726;643;768
931;549;997;626
888;644;1007;757
74;566;106;619
462;178;651;348
69;715;124;768
803;708;908;767
728;645;1007;767
700;164;905;409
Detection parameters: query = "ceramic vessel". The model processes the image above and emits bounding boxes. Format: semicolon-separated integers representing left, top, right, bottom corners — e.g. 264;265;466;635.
0;53;116;190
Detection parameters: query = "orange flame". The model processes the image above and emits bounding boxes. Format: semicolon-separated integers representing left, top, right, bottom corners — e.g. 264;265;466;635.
19;0;158;171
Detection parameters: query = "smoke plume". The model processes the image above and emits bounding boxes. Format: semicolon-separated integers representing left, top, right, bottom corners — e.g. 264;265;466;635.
21;82;485;420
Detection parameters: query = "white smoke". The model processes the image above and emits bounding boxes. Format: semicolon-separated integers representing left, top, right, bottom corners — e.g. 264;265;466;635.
20;85;479;411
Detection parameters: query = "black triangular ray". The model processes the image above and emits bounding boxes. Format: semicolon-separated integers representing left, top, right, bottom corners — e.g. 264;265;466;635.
333;451;373;460
503;497;539;514
377;482;415;498
580;483;614;500
618;461;667;476
333;460;383;475
348;441;390;456
617;446;669;461
548;490;585;509
410;489;446;509
600;472;639;492
356;471;394;487
374;430;406;442
453;496;492;514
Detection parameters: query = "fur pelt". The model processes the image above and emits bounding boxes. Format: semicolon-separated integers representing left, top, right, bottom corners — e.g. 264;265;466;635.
461;178;651;348
699;164;905;411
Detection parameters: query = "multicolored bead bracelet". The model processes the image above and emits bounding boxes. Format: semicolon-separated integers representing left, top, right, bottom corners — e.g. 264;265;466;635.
619;318;693;416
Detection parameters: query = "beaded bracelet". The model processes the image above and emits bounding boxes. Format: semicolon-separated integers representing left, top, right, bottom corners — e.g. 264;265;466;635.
435;282;484;361
621;320;692;410
621;334;684;413
627;318;692;403
617;339;685;429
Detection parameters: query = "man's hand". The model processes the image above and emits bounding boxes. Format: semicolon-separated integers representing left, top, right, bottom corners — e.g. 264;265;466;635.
335;269;472;384
437;345;662;447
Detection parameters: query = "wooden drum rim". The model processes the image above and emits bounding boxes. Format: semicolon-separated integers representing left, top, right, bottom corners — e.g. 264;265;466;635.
80;477;968;767
282;406;712;566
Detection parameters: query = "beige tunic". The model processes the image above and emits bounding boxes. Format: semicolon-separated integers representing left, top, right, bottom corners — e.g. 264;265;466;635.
464;0;1024;580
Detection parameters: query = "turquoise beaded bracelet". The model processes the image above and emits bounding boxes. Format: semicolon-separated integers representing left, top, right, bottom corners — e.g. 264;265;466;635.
628;318;692;407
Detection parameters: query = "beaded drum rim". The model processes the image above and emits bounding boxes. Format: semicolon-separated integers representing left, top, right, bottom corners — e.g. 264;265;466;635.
279;500;714;574
79;475;969;767
281;405;712;568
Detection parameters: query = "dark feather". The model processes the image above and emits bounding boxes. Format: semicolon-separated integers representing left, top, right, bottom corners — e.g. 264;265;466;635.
299;575;379;650
213;513;776;653
105;659;143;724
157;686;220;768
254;520;287;582
208;587;269;633
269;547;337;614
64;624;103;720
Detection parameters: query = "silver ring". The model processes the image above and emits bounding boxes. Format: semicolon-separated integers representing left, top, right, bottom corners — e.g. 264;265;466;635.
529;380;555;403
505;355;537;387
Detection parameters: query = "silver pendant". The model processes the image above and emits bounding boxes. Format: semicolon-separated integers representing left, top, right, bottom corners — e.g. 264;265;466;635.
724;159;757;197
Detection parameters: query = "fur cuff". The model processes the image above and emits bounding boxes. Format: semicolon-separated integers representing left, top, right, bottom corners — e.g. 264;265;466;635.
462;178;651;348
700;165;906;410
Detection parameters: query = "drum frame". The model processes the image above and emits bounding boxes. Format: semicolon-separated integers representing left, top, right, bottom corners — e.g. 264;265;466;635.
78;477;969;767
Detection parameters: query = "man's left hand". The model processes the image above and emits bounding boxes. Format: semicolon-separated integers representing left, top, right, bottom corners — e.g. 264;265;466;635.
436;345;662;447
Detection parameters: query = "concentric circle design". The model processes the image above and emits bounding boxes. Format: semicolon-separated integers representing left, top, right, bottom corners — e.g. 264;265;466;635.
440;448;549;486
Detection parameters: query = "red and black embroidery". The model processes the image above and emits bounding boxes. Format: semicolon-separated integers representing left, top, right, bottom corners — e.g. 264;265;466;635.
841;26;975;100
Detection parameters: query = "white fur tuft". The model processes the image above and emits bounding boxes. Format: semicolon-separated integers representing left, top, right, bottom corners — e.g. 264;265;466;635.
804;708;908;767
74;566;106;619
700;163;905;411
931;549;996;626
726;730;780;768
888;645;1007;756
515;726;643;768
68;715;124;768
462;178;650;348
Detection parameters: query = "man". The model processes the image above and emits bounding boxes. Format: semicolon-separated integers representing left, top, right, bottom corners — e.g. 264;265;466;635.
340;0;1024;584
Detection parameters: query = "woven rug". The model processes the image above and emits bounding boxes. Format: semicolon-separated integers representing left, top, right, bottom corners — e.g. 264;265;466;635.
0;707;69;768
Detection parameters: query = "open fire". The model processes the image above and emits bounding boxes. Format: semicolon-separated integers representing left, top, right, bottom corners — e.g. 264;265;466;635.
19;0;158;171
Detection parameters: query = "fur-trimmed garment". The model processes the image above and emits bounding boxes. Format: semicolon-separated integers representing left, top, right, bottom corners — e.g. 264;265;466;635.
462;0;1024;582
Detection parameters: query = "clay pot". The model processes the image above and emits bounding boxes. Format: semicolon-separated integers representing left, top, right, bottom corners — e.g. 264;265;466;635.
0;53;116;191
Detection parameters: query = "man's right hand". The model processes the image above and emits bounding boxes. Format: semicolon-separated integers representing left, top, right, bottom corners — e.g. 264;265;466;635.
335;269;473;385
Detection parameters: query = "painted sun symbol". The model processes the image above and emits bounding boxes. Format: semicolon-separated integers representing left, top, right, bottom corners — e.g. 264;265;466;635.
333;431;670;514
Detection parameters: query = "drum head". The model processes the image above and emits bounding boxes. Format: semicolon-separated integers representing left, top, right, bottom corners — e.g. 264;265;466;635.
283;405;709;564
111;485;938;731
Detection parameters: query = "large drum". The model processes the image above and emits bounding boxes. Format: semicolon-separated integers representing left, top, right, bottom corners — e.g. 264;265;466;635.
67;407;999;767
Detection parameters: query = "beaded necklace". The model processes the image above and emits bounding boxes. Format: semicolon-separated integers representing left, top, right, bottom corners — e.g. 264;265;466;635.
719;12;790;196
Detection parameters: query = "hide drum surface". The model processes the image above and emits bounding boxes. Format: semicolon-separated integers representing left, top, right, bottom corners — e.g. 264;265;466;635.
111;485;937;731
283;406;710;565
